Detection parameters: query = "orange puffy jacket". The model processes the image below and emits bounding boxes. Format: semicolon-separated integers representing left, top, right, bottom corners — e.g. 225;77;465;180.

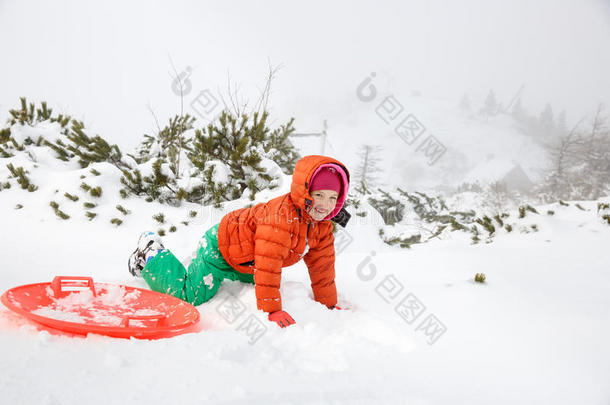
217;155;351;313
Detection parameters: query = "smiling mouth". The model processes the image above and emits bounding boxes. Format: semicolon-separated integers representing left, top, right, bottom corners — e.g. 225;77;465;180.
315;208;327;215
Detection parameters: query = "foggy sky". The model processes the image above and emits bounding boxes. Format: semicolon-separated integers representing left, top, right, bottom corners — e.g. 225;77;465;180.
1;0;609;152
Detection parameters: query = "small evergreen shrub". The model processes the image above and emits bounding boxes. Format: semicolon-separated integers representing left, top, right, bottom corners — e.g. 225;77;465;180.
120;110;297;206
518;204;538;218
116;205;130;215
64;192;79;202
450;218;468;231
547;210;555;216
158;228;166;236
378;228;421;248
90;168;101;176
6;163;37;191
7;98;71;130
493;214;504;227
89;186;102;197
49;201;69;220
475;216;496;236
526;205;539;214
83;202;96;209
110;218;123;226
368;190;405;225
597;203;610;212
474;273;486;283
85;211;97;221
189;210;197;218
169;225;177;233
153;213;165;224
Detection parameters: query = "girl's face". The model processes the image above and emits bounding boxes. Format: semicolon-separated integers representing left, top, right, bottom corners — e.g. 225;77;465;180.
308;189;339;221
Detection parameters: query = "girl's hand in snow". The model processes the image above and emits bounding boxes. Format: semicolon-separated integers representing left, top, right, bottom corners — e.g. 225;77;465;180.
268;310;296;328
329;299;352;310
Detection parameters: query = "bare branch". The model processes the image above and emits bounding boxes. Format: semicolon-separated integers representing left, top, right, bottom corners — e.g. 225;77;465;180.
146;103;162;134
254;59;283;115
168;55;185;118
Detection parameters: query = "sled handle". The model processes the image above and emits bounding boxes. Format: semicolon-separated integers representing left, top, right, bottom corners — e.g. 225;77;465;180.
120;314;167;328
51;276;96;298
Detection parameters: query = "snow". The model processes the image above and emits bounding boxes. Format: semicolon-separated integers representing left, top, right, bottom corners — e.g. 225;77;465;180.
462;157;517;184
10;121;64;144
204;159;231;184
1;126;609;404
30;285;154;327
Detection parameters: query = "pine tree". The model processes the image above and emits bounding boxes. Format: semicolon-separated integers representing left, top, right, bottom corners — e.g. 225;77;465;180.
480;90;499;118
7;98;71;135
1;98;73;158
188;111;281;205
8;97;36;126
66;120;126;169
156;114;196;177
260;117;299;174
353;144;383;195
539;105;610;201
539;103;555;139
579;104;609;199
538;116;585;201
121;109;296;206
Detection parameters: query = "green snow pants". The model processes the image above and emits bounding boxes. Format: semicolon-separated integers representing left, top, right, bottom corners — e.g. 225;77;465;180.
141;223;254;306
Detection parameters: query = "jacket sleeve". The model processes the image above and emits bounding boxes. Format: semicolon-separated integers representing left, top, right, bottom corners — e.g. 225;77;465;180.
253;222;291;313
303;228;337;308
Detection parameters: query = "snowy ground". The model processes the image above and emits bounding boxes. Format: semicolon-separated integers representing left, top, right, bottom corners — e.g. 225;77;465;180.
1;181;609;405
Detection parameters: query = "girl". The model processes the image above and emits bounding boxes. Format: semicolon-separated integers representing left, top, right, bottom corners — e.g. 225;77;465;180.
128;155;351;328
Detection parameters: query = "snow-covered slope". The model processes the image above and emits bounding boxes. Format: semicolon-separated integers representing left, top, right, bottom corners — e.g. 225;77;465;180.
293;94;548;192
1;126;609;404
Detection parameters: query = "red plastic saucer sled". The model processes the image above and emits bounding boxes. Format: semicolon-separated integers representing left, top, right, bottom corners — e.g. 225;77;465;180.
1;276;200;339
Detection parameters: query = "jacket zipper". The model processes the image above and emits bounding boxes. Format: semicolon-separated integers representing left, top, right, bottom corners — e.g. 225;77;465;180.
301;222;312;258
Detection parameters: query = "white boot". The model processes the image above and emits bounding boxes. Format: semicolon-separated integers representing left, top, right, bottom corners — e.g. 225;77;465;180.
127;231;165;277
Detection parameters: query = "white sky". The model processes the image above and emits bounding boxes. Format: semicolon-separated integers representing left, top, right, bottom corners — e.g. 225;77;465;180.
1;0;609;152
